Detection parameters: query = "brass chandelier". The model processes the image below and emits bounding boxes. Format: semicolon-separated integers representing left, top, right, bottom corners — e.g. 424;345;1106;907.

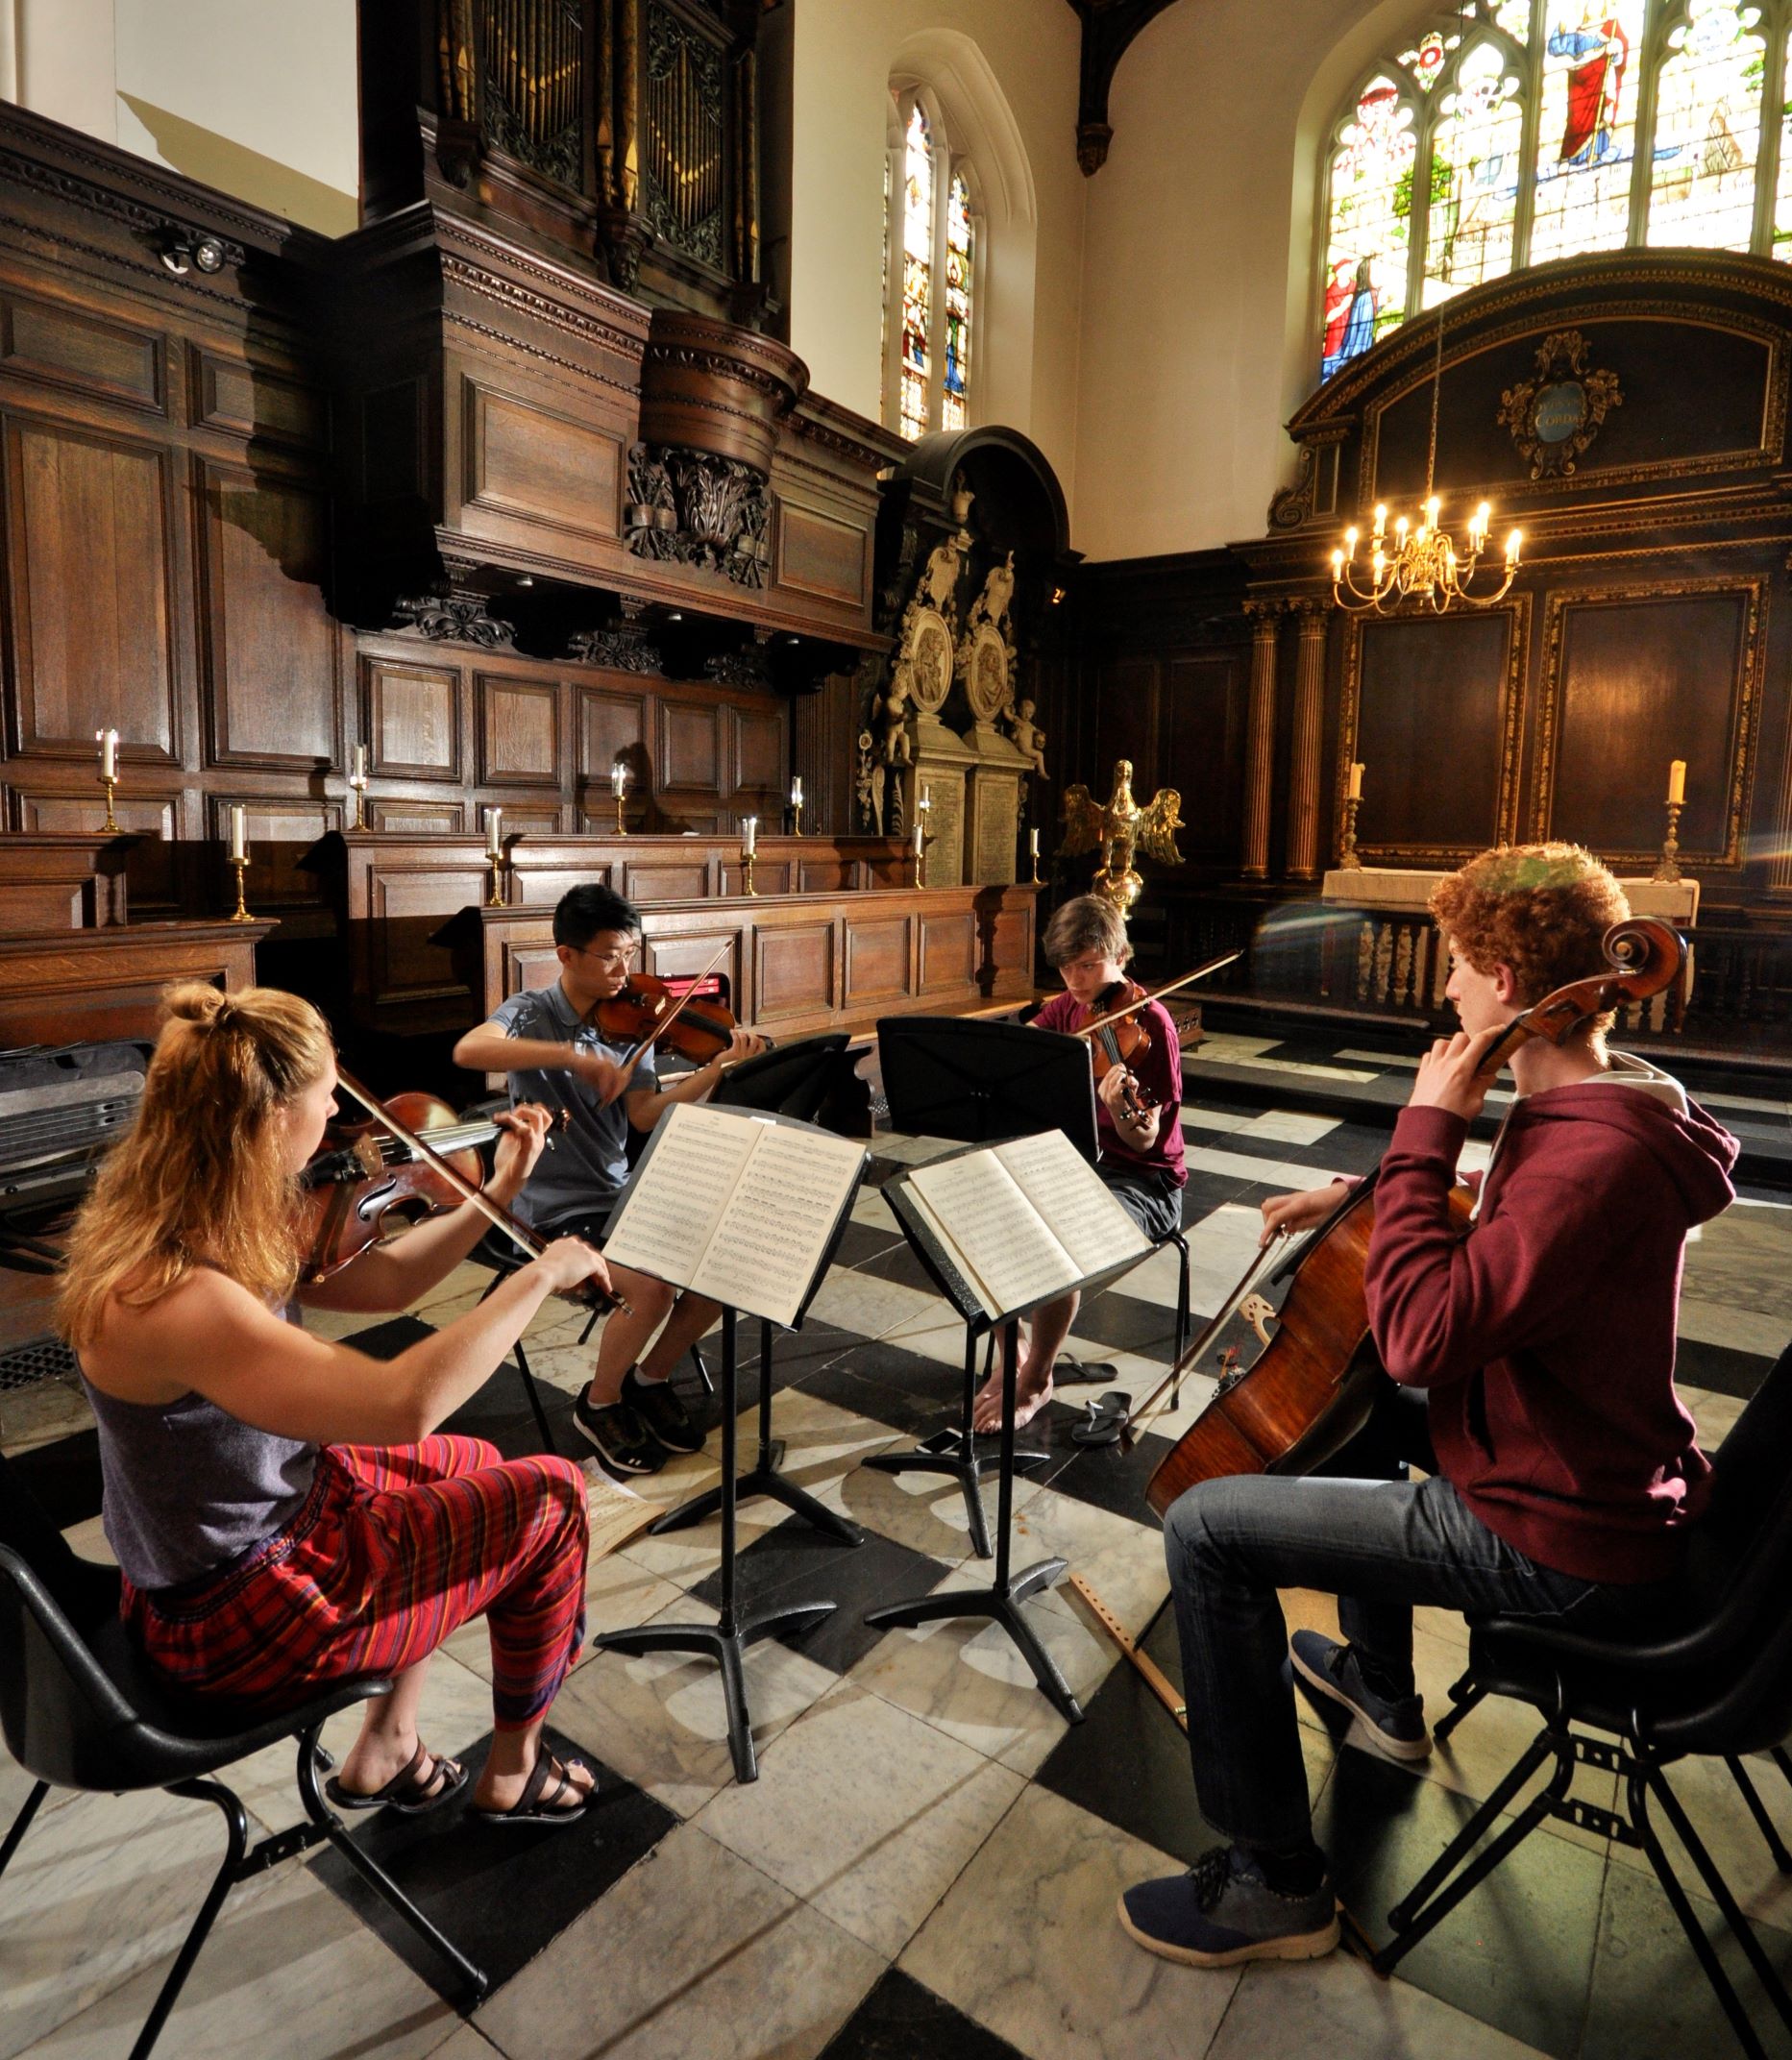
1331;319;1521;615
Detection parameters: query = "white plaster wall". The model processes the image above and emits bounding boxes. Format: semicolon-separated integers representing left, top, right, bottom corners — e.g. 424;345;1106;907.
786;0;1086;521
1071;0;1421;561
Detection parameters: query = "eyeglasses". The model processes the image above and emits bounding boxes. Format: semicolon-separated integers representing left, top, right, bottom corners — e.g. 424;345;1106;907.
577;943;639;971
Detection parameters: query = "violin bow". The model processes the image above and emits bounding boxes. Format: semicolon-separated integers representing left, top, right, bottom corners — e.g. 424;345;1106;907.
1073;950;1242;1042
611;937;735;1079
331;1067;630;1314
1120;1228;1295;1450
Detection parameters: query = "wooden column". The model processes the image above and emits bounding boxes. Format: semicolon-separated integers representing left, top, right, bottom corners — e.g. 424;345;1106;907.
1241;601;1282;880
1285;601;1329;880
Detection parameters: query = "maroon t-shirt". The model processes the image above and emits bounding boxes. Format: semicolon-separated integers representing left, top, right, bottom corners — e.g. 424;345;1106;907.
1033;991;1187;1187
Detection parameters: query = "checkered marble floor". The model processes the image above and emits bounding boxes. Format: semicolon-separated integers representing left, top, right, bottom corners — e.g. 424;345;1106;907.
5;1068;1791;2060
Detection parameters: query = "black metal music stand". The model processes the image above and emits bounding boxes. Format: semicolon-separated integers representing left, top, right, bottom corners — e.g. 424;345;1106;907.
865;1018;1098;1554
590;1108;868;1784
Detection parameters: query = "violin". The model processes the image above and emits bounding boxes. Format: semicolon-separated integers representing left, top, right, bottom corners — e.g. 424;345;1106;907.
300;1072;627;1315
1081;978;1158;1126
1139;918;1685;1522
594;971;744;1067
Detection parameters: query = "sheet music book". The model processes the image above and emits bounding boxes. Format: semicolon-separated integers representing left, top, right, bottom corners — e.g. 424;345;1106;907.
898;1128;1152;1323
601;1102;868;1330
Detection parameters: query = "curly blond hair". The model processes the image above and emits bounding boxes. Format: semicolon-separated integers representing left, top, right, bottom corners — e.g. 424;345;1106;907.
1430;844;1631;1015
57;984;334;1351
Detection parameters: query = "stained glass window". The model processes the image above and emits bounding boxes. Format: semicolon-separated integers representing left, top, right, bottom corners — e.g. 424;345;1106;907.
899;102;933;442
1531;2;1646;265
1423;39;1525;306
1647;1;1766;253
1321;77;1418;381
942;171;973;432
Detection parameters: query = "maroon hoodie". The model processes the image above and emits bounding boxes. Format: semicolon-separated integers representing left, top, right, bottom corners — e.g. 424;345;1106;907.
1363;1060;1739;1582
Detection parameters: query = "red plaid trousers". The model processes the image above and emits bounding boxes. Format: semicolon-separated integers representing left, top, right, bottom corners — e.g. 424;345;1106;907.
121;1436;589;1729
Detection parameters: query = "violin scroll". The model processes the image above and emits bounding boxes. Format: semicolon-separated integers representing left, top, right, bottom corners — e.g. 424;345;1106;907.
1507;917;1685;1052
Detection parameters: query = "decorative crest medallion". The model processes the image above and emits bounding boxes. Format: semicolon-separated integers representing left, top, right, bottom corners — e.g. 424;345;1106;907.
1497;331;1622;480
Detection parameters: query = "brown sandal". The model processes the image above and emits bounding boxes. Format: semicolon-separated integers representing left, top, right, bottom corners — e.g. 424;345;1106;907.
467;1750;595;1827
324;1741;467;1816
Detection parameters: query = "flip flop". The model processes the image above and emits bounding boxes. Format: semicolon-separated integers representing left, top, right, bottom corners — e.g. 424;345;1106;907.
1054;1356;1122;1387
466;1750;596;1828
1070;1391;1134;1446
324;1741;468;1816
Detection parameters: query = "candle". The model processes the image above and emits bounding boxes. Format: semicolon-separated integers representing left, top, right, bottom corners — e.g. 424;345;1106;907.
484;806;503;858
95;728;118;780
1347;762;1364;802
912;821;925;856
351;743;367;784
1029;828;1040;857
919;784;932;814
790;775;802;808
1667;759;1686;806
611;760;626;798
742;815;756;855
228;804;246;863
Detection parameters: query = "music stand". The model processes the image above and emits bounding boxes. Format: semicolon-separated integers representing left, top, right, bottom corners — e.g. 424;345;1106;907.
866;1017;1097;1554
710;1033;849;1122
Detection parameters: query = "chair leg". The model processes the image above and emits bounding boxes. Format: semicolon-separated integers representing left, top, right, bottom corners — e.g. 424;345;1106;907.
1728;1753;1792;1874
690;1341;715;1395
512;1337;559;1457
0;1778;49;1880
1431;1669;1486;1744
1631;1765;1775;2060
295;1721;488;2003
130;1777;250;2060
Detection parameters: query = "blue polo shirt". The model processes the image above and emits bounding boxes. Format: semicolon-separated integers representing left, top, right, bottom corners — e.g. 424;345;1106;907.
487;980;657;1232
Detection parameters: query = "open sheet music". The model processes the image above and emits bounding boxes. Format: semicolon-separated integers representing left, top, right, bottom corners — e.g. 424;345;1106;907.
901;1128;1152;1322
601;1103;866;1329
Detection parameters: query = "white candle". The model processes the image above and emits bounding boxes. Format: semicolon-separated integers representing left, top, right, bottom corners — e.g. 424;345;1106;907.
919;784;932;813
912;820;925;856
611;760;626;798
1667;759;1686;806
742;815;756;855
1029;827;1040;857
351;743;367;783
96;728;117;779
790;775;802;808
484;805;503;858
228;805;246;863
1348;762;1364;802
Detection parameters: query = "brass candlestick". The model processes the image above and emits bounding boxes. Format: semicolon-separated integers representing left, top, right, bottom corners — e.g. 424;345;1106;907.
99;774;120;835
792;799;804;838
910;832;932;890
485;855;506;908
1029;849;1042;885
227;855;254;922
741;850;757;896
614;792;627;835
1338;795;1363;871
347;779;367;832
1653;798;1684;884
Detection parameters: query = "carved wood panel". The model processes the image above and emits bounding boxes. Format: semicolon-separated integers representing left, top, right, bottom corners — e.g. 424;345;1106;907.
918;910;976;993
658;700;723;794
623;858;713;901
209;795;340;906
754;920;837;1022
197;460;337;768
774;501;870;607
843;913;912;1005
1;289;163;414
579;685;648;783
3;417;179;760
1163;653;1247;860
1534;581;1763;868
367;656;461;780
733;704;782;793
13;789;176;842
188;347;326;450
372;797;465;833
478;674;560;786
460;379;623;547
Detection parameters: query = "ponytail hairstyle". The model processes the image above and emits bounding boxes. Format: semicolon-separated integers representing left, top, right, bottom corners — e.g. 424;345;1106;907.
57;983;335;1351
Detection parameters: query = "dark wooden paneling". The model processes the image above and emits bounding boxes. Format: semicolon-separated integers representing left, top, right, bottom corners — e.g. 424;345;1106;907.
367;656;460;779
843;913;911;1004
579;685;648;780
4;418;178;759
623;857;712;901
1;289;162;413
198;461;336;767
774;500;870;607
478;674;559;786
461;380;622;545
756;920;836;1021
659;700;723;793
1163;652;1247;860
209;795;339;908
1093;658;1162;792
918;910;976;992
734;704;782;792
1537;586;1758;865
372;797;465;832
189;347;326;448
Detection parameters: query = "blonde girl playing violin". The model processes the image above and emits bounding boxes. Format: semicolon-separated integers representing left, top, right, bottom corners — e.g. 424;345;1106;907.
59;984;611;1825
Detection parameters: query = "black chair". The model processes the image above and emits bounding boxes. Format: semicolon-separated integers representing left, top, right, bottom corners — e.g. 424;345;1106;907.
1373;1341;1792;2058
0;1454;486;2057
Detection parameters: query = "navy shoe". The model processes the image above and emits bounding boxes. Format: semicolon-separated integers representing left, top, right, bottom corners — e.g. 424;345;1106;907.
1291;1630;1431;1761
1118;1846;1339;1968
622;1364;703;1455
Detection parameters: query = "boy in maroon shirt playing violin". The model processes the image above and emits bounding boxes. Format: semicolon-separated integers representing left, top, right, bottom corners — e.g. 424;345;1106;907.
973;895;1187;1431
1118;843;1737;1972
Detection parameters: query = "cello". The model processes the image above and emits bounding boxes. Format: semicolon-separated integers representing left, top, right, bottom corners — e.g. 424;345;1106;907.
1140;917;1686;1522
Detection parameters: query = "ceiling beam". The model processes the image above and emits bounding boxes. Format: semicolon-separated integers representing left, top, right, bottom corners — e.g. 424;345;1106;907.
1068;0;1181;175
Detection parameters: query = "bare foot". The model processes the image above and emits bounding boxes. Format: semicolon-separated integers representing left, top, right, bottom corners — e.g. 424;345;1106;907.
971;1366;1054;1433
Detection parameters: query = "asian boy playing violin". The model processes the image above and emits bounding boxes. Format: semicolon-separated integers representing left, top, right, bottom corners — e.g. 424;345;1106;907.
1117;843;1738;1970
972;894;1189;1433
453;883;763;1479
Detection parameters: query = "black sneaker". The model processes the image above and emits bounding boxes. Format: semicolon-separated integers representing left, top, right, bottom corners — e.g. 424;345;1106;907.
572;1392;665;1476
1291;1630;1431;1761
621;1366;703;1455
1118;1846;1339;1968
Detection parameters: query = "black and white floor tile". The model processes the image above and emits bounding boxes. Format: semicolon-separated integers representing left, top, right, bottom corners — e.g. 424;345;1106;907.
5;1042;1791;2060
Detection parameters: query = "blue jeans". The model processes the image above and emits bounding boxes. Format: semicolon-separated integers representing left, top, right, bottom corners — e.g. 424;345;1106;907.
1163;1389;1656;1852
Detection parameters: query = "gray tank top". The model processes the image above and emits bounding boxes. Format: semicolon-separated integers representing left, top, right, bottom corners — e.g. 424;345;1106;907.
80;1312;318;1592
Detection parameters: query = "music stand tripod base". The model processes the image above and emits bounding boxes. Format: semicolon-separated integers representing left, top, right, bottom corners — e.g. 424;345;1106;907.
864;1316;1085;1726
649;1316;863;1548
594;1310;836;1783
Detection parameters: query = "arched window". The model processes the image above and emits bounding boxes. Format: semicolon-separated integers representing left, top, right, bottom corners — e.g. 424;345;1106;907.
1317;0;1792;382
883;88;979;438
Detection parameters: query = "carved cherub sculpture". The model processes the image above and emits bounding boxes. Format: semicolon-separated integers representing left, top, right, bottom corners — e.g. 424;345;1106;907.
969;550;1017;639
1003;697;1048;779
1059;757;1183;913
